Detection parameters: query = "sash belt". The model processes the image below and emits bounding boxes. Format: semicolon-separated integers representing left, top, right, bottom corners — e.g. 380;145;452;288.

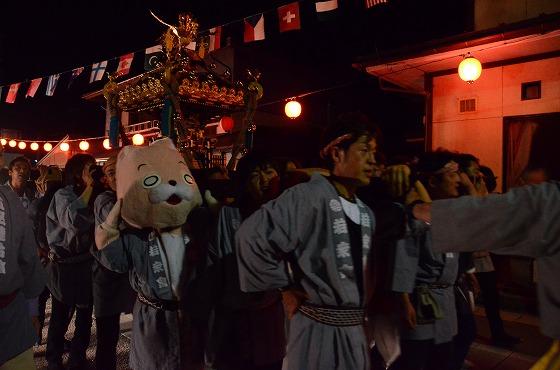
138;293;180;311
298;303;365;327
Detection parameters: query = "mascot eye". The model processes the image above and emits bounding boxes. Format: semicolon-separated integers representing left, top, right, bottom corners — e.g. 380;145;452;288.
184;174;194;184
142;175;161;188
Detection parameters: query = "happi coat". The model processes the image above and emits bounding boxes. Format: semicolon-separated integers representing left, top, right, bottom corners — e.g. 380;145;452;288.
236;174;375;370
0;186;46;365
46;185;95;307
391;220;459;344
91;190;135;318
92;225;209;370
430;181;560;339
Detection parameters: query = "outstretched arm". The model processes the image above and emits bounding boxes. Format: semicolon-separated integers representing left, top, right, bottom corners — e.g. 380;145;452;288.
417;182;560;258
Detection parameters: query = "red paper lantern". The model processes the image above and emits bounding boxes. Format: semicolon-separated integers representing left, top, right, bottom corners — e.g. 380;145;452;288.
220;116;234;132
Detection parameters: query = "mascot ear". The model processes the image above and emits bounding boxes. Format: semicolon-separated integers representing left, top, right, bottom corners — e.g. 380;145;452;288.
118;145;137;163
150;137;177;151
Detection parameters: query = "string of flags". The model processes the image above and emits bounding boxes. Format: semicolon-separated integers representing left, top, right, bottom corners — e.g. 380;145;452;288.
0;0;388;104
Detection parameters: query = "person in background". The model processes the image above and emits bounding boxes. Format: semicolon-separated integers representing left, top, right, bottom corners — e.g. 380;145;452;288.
208;153;286;370
92;154;136;370
45;154;98;370
5;157;36;211
0;185;46;369
30;166;64;345
475;165;520;348
390;151;461;370
4;157;41;345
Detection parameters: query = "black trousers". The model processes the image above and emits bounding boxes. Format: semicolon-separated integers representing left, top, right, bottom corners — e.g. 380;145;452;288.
451;311;477;370
391;339;453;370
46;297;93;366
38;287;50;329
476;271;505;339
95;314;121;370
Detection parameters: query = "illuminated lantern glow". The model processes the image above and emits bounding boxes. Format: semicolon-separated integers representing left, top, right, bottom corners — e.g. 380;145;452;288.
79;141;89;151
60;142;70;152
18;142;26;150
285;100;302;119
103;138;111;150
30;142;39;151
132;134;144;146
0;139;6;146
9;140;17;148
44;143;53;152
219;116;234;132
458;54;482;83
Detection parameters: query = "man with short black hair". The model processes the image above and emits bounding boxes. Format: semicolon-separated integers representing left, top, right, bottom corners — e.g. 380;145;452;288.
6;156;36;211
236;112;378;370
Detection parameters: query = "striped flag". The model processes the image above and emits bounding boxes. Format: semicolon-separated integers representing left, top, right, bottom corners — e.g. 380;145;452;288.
244;14;265;43
26;78;42;98
45;73;60;96
316;0;338;20
209;26;222;52
6;83;20;103
46;74;60;96
365;0;387;8
117;53;134;76
90;61;108;83
68;67;84;88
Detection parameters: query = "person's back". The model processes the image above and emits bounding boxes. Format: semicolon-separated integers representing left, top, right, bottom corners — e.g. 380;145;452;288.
0;186;46;369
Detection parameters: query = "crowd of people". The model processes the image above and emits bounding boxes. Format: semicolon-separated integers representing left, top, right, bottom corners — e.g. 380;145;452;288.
1;111;555;370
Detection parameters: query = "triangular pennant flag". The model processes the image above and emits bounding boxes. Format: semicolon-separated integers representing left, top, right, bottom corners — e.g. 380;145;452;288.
144;45;163;71
6;83;20;103
209;26;222;52
315;0;338;20
68;67;84;88
117;53;134;76
90;61;108;83
244;14;265;43
46;74;60;96
187;41;197;51
365;0;388;8
278;2;301;32
26;78;42;98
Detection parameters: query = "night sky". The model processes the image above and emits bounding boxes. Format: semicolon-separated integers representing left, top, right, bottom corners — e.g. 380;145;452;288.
0;0;471;159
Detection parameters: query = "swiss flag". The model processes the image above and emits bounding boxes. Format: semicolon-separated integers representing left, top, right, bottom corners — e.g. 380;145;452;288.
278;2;301;32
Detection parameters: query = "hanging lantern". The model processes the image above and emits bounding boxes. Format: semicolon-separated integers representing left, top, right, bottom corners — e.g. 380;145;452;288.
8;140;17;148
79;141;89;151
18;142;26;150
103;138;111;150
458;53;482;83
0;139;6;146
285;100;302;119
44;143;53;152
132;134;144;146
60;142;70;152
219;116;234;132
30;142;39;151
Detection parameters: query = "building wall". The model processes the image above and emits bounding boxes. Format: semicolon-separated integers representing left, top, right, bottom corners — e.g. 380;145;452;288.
431;56;560;190
475;0;560;31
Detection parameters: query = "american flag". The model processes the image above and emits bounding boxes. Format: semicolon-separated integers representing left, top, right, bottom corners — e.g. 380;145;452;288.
365;0;387;8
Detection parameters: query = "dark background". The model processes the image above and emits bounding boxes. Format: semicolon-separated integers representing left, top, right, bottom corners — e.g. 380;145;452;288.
0;0;473;161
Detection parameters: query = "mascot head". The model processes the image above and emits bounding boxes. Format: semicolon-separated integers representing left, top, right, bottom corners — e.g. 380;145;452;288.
116;138;202;230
